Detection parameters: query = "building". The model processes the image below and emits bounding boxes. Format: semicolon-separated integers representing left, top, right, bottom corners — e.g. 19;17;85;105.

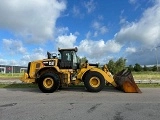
0;65;27;74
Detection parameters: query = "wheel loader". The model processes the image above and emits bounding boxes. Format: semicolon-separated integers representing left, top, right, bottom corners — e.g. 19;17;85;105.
20;47;141;93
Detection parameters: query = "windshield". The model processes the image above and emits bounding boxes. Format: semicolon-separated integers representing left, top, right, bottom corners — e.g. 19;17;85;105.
72;51;78;64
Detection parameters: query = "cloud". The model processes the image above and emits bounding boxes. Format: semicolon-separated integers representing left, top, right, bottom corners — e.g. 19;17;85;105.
55;33;77;48
0;41;46;66
99;26;108;34
92;21;101;29
129;0;137;5
56;27;69;35
72;5;84;18
0;58;19;66
126;48;160;65
79;0;160;65
0;58;26;66
78;39;122;59
73;5;80;16
115;1;160;48
0;59;7;65
114;0;160;65
84;0;96;13
119;17;126;24
1;0;160;67
128;0;141;10
33;48;44;54
2;39;26;55
125;47;136;53
92;21;108;37
20;47;46;66
86;31;92;39
0;0;66;43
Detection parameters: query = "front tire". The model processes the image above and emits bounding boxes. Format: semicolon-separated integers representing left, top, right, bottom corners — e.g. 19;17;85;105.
38;73;60;93
84;71;105;92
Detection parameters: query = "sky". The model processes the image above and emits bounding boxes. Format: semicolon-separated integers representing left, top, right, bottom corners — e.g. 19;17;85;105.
0;0;160;66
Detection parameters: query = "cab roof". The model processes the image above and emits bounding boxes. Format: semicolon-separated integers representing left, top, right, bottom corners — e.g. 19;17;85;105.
58;47;78;52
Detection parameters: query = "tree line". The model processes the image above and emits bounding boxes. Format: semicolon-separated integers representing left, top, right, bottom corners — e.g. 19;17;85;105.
128;64;158;72
80;57;159;75
107;58;159;74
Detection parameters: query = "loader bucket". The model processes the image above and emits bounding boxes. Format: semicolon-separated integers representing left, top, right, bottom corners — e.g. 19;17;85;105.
114;69;141;93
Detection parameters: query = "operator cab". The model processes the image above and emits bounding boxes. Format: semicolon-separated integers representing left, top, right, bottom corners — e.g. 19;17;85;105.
58;47;79;69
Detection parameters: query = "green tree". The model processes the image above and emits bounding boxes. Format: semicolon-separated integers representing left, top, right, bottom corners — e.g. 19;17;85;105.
107;58;126;74
152;65;157;71
115;57;126;73
107;59;115;74
134;63;142;72
79;57;87;63
128;65;134;71
143;65;148;71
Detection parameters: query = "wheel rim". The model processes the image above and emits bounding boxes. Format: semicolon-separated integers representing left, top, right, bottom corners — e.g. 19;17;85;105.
43;77;54;89
89;77;100;88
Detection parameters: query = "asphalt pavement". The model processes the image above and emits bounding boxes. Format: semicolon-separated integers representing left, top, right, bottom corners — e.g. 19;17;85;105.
0;88;160;120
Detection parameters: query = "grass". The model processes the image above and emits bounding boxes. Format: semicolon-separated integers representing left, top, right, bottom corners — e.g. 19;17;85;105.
1;71;160;80
132;71;160;80
0;73;23;79
137;83;160;88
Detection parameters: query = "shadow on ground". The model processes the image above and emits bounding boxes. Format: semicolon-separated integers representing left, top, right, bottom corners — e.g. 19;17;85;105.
1;84;123;93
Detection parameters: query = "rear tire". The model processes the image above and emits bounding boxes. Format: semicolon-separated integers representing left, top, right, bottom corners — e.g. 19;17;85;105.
84;71;105;92
38;73;60;93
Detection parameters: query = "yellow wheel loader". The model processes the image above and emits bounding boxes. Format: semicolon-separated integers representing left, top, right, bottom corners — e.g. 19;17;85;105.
20;47;141;93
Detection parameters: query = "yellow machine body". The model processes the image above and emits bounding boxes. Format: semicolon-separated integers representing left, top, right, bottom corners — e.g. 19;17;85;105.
20;47;141;93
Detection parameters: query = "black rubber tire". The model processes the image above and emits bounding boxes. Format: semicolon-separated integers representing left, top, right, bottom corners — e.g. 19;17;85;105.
84;71;105;92
38;73;60;93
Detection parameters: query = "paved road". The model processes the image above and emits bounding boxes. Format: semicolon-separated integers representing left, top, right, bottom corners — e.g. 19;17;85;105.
0;87;160;120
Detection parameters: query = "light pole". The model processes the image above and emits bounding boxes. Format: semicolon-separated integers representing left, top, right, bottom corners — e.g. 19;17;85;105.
155;46;160;71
